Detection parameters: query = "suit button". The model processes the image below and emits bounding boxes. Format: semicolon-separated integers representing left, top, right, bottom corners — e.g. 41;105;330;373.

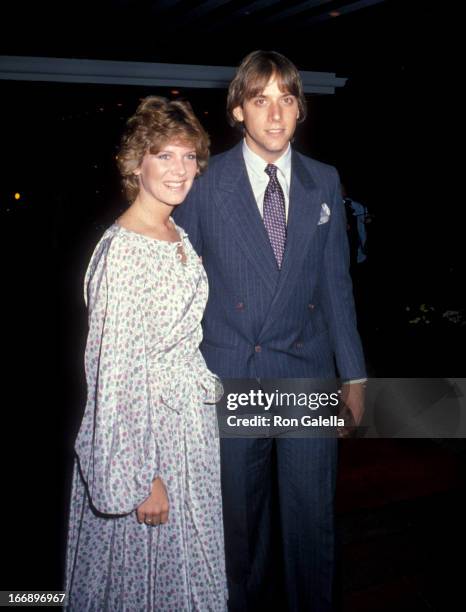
235;302;245;310
254;345;262;353
295;342;304;348
308;303;315;310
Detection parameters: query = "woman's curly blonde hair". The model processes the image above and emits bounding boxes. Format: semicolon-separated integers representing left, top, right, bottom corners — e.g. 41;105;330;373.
117;96;210;202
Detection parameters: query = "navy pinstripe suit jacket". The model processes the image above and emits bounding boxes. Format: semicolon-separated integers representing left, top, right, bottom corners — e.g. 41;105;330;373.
173;142;366;381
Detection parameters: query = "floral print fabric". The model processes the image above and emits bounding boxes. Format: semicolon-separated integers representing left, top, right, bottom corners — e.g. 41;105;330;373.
65;222;227;611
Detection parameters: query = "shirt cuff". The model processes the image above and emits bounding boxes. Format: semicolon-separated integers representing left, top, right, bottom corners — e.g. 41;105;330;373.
342;378;368;385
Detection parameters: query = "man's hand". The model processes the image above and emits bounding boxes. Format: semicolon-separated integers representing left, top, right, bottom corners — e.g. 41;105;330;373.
338;382;366;437
136;477;169;526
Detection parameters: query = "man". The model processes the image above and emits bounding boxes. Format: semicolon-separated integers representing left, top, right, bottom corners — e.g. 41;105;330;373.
174;50;366;612
341;183;370;265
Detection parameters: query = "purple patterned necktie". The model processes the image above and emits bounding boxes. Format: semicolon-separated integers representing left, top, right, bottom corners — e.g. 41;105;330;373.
263;163;287;269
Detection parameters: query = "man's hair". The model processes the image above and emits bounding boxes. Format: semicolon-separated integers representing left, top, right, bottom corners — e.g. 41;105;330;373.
117;96;210;202
226;50;307;129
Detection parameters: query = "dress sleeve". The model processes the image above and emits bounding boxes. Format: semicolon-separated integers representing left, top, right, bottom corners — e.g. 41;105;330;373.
74;234;158;515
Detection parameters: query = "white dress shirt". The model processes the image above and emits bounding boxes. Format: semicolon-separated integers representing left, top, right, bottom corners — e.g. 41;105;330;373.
242;139;292;222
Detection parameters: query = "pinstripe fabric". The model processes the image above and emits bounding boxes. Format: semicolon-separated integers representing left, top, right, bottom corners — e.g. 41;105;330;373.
275;436;338;611
173;142;366;611
174;142;366;381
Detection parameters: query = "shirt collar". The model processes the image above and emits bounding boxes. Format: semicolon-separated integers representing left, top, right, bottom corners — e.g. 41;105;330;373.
242;139;291;181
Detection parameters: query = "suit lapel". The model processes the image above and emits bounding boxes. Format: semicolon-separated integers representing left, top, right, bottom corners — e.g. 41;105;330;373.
258;150;322;340
215;143;280;295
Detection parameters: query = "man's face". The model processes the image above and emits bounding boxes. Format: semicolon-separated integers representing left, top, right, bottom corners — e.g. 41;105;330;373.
233;75;299;163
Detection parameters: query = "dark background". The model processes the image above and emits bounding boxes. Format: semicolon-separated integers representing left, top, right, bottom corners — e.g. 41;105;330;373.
1;0;464;609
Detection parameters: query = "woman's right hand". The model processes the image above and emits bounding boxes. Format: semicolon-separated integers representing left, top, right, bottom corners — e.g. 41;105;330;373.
136;477;169;526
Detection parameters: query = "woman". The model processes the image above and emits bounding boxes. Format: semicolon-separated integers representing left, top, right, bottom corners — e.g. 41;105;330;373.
65;96;227;611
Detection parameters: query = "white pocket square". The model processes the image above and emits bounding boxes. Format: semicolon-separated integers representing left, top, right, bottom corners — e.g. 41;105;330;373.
318;202;331;225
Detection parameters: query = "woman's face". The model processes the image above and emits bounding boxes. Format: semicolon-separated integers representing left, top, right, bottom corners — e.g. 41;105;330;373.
134;141;198;208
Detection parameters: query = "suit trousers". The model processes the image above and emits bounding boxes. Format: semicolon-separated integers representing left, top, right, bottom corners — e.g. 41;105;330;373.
220;436;338;612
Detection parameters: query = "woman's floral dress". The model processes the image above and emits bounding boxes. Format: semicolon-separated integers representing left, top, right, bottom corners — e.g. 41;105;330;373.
65;222;227;611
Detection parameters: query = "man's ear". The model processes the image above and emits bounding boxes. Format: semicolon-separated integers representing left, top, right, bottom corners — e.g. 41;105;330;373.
232;106;244;123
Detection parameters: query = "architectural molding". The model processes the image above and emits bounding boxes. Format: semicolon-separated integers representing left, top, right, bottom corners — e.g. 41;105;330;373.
0;55;346;93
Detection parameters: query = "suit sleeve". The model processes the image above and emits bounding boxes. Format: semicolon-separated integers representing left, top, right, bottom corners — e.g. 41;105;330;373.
74;236;159;515
320;168;367;380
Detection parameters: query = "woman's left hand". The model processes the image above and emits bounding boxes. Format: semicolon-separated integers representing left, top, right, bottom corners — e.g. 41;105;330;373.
136;477;169;526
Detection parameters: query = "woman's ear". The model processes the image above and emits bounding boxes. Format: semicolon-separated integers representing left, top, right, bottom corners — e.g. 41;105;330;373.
133;155;145;176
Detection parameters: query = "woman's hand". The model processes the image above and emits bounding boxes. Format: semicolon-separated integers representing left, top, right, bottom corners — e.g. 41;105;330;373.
136;477;169;526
